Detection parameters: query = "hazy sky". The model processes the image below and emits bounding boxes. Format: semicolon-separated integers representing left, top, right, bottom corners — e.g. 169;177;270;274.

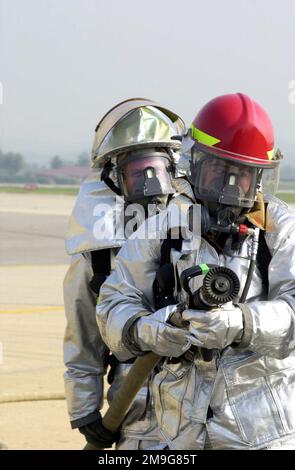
0;0;295;164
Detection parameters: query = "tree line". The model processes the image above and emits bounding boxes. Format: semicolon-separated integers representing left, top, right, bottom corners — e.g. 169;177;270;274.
0;149;90;183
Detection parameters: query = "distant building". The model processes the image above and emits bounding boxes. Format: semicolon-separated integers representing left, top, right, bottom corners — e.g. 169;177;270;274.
37;165;92;184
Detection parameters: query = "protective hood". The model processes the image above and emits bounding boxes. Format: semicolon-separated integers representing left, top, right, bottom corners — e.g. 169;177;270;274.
65;170;125;255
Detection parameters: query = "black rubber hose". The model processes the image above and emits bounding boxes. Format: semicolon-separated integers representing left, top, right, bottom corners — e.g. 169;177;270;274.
240;259;256;303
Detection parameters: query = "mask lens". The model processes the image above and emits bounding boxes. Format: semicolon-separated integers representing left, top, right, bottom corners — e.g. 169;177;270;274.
118;154;174;201
193;152;258;208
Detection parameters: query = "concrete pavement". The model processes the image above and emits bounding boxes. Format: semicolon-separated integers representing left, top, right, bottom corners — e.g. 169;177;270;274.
0;192;87;449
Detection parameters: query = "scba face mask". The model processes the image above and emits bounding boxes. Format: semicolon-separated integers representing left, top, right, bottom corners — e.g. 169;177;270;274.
192;150;259;210
117;150;175;204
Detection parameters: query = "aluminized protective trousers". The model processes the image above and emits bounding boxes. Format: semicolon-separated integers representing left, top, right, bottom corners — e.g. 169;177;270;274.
97;194;295;450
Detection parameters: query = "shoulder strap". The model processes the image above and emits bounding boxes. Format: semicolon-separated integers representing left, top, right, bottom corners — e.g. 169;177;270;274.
89;248;111;295
160;229;183;265
256;230;271;294
153;230;183;309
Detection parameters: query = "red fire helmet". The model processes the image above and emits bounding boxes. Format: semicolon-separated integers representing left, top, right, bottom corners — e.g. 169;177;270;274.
190;93;280;168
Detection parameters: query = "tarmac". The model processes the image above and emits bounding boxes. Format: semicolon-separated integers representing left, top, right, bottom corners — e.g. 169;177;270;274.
0;192;90;449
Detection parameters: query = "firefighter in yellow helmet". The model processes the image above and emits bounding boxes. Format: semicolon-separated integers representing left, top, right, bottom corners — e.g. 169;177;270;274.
63;98;185;449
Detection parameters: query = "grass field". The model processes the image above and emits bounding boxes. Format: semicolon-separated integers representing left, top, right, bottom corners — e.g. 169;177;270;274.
0;186;79;196
276;192;295;204
1;186;295;203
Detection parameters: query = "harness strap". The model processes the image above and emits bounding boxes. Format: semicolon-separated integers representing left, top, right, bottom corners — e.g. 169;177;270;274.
89;249;111;295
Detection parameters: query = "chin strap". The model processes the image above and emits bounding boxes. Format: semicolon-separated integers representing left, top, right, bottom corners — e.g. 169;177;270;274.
101;161;121;196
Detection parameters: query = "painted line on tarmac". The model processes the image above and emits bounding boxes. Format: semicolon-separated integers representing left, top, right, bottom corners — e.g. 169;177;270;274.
0;306;64;314
0;264;68;268
1;229;64;240
0;209;72;216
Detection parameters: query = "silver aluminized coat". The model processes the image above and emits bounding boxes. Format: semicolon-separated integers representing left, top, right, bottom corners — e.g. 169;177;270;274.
63;173;189;446
97;194;295;450
64;172;122;428
64;251;108;423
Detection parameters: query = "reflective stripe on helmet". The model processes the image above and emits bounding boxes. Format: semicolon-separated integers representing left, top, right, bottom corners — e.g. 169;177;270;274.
190;124;221;147
267;149;274;160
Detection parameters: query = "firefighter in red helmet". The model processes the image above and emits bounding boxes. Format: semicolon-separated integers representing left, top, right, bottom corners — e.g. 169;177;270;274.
186;93;281;226
97;93;295;449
